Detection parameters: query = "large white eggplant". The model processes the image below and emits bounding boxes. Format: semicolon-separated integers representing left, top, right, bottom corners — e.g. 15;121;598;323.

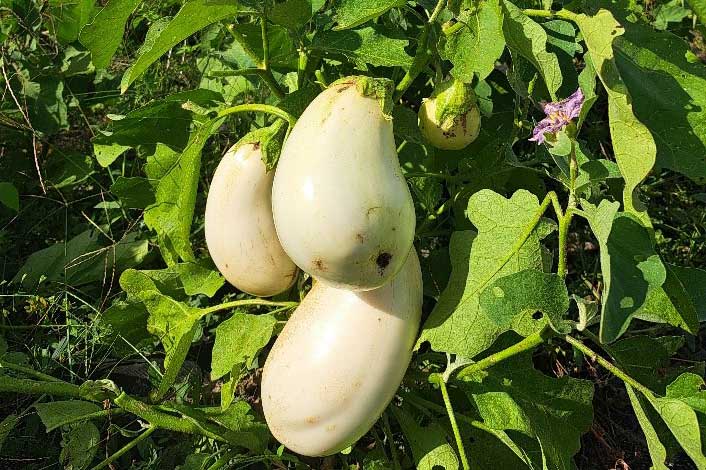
205;143;298;297
271;76;415;291
261;249;422;457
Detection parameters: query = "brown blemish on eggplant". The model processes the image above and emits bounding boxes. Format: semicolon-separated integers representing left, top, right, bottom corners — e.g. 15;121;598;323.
356;233;365;244
252;141;261;150
306;416;319;424
376;252;392;275
313;258;327;272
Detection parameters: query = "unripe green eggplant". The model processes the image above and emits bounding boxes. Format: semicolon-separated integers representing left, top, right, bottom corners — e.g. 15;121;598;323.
271;76;416;291
205;143;298;297
261;249;422;456
418;79;481;150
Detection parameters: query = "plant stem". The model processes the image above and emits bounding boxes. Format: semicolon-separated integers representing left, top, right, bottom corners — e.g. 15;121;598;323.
54;408;125;429
260;7;270;72
382;411;402;470
225;23;285;98
522;9;578;21
435;378;470;470
0;360;63;382
90;426;156;470
0;376;83;398
455;326;554;380
401;391;486;431
216;104;297;128
201;299;298;316
564;335;655;397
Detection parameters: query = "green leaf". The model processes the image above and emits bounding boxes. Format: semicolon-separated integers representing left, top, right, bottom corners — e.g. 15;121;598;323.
460;343;594;470
645;373;706;468
206;401;270;451
634;263;702;334
46;152;94;189
614;24;706;183
0;182;19;211
626;385;669;470
574;10;657;218
211;312;276;380
441;0;505;82
229;23;298;70
35;400;102;432
479;269;571;334
100;301;151;353
311;25;412;68
270;0;317;29
120;269;204;399
333;0;405;30
49;0;95;44
144;117;222;265
691;0;706;25
59;422;100;470
0;414;18;452
79;0;141;69
417;190;556;358
110;176;155;209
26;78;68;135
13;230;148;289
93;89;222;167
120;0;251;91
653;0;691;30
582;200;666;343
391;406;459;470
174;261;225;297
234;120;288;171
501;1;562;98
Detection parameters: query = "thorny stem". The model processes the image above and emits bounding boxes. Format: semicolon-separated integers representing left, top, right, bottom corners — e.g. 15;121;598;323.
522;8;579;21
433;377;470;470
217;104;297;128
564;335;656;397
0;376;83;398
90;426;156;470
0;360;64;382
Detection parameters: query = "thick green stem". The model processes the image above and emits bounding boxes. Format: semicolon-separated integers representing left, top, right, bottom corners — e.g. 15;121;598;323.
522;9;578;21
216;104;297;128
0;376;83;398
260;8;270;72
0;360;63;382
201;299;298;316
564;335;655;397
435;378;470;470
114;393;228;442
401;391;486;431
455;326;554;380
90;426;156;470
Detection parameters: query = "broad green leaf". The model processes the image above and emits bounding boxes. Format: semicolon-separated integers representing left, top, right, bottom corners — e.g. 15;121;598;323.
25;78;68;135
46;152;94;189
0;414;18;452
577;53;597;128
417;190;556;358
0;182;19;211
93;89;223;167
100;301;151;354
229;23;298;70
13;230;148;289
502;1;562;98
653;0;690;30
691;0;706;25
645;373;706;468
59;422;100;470
35;400;102;432
311;25;412;68
211;312;277;380
233;120;288;171
49;0;95;44
392;406;459;470
614;24;706;183
440;0;505;82
574;10;657;217
174;262;224;298
120;0;251;92
479;269;571;334
582;200;666;343
626;385;669;470
634;264;702;334
181;454;211;470
333;0;405;30
120;269;204;399
460;343;594;470
79;0;141;69
110;176;155;209
144;117;222;265
270;0;316;29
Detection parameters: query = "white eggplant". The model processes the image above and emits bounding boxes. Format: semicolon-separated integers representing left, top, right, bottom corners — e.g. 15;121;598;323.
261;249;422;457
271;77;416;291
205;143;298;297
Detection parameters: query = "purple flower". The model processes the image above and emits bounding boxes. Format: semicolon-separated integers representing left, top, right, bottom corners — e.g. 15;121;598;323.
529;88;585;144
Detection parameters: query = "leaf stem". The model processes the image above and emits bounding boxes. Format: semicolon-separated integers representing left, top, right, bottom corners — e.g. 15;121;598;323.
0;376;83;398
260;7;270;72
522;9;579;21
433;377;470;470
564;335;655;397
455;326;555;380
216;104;297;128
224;23;285;98
201;299;298;316
90;426;156;470
0;360;64;382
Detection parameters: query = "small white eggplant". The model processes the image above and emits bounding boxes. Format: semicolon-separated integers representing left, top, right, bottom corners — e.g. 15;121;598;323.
205;143;298;297
418;79;481;150
271;76;416;291
261;249;423;457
